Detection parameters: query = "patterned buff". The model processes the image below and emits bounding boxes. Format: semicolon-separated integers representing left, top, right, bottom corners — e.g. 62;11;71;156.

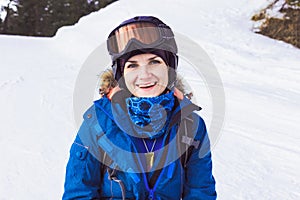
126;91;175;139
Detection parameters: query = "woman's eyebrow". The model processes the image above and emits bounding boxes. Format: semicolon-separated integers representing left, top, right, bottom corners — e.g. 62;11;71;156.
148;56;159;60
126;60;137;63
126;56;159;63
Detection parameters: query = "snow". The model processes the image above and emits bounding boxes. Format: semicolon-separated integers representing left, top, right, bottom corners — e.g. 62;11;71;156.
1;0;300;199
0;0;18;21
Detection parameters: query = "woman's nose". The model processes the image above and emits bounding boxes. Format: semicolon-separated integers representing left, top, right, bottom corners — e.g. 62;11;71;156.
138;65;151;78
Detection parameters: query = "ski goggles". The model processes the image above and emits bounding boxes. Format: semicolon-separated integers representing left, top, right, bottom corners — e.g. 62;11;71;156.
107;16;177;59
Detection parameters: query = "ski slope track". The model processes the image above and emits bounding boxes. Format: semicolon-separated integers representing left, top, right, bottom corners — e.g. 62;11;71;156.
0;0;299;199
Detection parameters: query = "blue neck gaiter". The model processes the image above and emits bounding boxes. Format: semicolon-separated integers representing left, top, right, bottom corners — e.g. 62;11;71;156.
126;91;175;139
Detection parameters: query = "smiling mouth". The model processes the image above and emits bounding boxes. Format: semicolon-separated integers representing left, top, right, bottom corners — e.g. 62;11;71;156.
136;82;157;89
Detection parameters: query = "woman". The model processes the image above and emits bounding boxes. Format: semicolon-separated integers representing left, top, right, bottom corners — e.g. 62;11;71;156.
63;16;216;199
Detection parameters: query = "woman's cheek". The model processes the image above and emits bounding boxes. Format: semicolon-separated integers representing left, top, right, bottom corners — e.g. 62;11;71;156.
124;74;135;91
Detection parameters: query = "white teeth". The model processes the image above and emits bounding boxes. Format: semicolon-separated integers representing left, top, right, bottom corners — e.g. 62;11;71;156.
137;82;156;88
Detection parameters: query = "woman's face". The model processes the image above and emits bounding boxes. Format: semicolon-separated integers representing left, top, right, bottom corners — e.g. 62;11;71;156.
123;53;168;97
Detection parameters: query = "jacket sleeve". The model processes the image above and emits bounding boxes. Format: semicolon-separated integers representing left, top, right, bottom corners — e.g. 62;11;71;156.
182;116;217;200
62;120;102;200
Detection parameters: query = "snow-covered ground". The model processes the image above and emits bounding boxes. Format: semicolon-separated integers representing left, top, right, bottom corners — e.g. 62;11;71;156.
1;0;300;199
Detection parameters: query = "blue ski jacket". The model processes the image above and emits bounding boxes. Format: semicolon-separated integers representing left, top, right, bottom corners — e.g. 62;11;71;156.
63;94;217;199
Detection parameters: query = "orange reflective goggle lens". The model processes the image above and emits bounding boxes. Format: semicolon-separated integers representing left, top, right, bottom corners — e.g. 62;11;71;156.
107;22;162;54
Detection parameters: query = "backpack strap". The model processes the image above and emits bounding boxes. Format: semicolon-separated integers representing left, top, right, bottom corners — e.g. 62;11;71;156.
107;166;126;200
99;150;127;200
100;151;113;179
178;115;199;168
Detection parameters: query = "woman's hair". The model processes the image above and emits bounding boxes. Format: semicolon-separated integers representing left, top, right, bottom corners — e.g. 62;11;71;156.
99;69;118;96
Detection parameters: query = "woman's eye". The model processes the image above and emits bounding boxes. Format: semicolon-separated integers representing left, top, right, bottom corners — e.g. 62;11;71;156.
126;64;138;69
149;60;161;65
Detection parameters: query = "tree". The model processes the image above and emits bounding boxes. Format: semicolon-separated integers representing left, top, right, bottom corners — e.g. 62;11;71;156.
0;0;118;36
0;0;18;32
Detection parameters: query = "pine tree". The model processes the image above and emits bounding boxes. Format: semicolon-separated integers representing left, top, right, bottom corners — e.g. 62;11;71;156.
0;0;118;36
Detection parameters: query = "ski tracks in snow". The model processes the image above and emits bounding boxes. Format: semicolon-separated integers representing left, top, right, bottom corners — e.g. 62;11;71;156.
0;76;24;90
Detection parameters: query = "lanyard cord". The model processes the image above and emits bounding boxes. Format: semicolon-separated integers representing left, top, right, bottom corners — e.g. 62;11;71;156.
142;139;157;152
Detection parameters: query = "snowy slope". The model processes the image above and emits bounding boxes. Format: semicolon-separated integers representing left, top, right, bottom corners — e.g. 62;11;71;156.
0;0;300;199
